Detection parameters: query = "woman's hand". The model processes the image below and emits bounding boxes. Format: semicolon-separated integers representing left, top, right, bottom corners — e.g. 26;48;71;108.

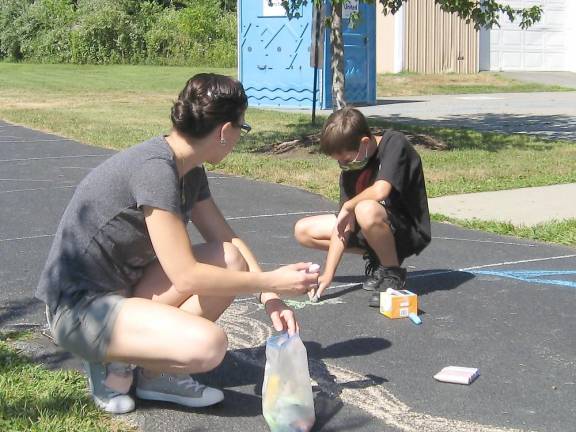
264;298;299;336
268;262;319;297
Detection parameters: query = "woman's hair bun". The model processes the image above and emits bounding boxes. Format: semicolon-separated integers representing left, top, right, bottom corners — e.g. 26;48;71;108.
171;74;248;139
171;99;199;136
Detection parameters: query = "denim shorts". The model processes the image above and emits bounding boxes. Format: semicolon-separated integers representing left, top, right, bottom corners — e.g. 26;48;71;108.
47;292;125;362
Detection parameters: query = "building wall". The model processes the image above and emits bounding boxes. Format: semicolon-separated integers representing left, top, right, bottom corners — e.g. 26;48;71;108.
376;3;396;73
403;0;479;74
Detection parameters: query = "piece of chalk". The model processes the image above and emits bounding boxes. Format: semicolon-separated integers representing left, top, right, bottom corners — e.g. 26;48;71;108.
408;313;422;325
308;263;320;273
310;295;319;303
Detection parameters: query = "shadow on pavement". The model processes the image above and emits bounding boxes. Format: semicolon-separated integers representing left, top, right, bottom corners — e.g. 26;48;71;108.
367;113;576;142
305;337;391;361
188;336;391;429
408;269;475;296
328;270;474;299
0;296;44;328
374;98;426;106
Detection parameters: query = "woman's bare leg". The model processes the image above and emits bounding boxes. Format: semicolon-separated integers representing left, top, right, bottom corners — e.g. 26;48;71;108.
133;241;246;320
104;241;247;373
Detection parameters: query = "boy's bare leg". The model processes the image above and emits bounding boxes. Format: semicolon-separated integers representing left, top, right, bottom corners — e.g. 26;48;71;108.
294;214;337;250
354;200;399;267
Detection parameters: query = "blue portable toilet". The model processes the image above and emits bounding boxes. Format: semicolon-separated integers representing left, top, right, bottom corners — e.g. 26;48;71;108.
238;0;376;109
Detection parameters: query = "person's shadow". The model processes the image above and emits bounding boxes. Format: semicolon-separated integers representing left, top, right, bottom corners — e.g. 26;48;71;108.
407;269;475;296
199;336;390;431
321;270;474;305
304;338;391;431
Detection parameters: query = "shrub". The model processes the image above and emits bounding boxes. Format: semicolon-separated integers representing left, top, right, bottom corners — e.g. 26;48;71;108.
0;0;33;61
0;0;237;66
70;0;146;64
146;0;236;67
19;0;76;63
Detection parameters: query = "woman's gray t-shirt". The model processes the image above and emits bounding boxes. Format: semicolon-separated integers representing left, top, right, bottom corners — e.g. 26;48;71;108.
36;136;211;312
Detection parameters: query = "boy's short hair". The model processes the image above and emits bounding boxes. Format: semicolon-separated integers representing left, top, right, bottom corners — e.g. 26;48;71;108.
319;107;372;155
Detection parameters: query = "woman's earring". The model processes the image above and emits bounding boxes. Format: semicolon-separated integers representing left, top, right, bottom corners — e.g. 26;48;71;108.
220;139;227;146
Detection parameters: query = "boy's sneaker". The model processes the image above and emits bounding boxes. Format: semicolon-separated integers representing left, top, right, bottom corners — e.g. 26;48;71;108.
85;361;136;414
368;267;407;308
135;369;224;408
362;250;381;291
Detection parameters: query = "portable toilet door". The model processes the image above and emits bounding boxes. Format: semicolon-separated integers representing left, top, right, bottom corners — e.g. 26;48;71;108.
238;1;319;108
322;0;376;109
238;1;375;109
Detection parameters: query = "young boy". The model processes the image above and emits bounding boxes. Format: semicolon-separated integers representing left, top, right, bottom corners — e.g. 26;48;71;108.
294;107;431;307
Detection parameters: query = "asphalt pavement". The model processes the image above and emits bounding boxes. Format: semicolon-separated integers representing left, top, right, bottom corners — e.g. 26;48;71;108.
1;120;575;432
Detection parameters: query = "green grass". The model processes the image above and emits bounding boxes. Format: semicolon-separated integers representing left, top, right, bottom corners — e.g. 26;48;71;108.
432;214;576;247
377;71;574;96
0;63;575;235
0;334;133;432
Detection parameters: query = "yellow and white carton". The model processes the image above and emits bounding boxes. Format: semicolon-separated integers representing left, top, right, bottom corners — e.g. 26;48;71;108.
379;288;418;319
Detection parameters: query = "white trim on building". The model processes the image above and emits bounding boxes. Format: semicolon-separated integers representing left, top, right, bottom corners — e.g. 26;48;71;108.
566;0;576;72
480;0;575;72
393;6;404;73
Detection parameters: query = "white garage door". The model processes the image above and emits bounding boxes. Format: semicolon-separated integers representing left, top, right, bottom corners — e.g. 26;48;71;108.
484;0;568;71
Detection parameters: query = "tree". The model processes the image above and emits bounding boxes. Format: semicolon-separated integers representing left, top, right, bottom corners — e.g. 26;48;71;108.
280;0;543;109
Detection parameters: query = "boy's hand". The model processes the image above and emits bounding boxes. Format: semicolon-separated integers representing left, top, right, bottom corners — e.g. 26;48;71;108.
309;273;332;302
264;298;299;336
336;205;355;240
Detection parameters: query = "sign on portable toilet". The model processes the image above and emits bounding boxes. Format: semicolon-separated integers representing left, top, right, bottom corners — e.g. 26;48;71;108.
238;0;376;109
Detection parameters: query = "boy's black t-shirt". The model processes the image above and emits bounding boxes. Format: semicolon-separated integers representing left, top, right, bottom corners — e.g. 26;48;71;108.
339;129;431;255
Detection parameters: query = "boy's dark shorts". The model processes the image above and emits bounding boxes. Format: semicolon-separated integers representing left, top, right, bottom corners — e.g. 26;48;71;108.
347;200;425;264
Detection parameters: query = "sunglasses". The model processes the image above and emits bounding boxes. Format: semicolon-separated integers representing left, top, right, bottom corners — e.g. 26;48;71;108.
239;123;252;135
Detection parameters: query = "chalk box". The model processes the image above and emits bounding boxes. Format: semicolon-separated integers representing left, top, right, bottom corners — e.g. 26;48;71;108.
379;289;418;319
433;366;480;385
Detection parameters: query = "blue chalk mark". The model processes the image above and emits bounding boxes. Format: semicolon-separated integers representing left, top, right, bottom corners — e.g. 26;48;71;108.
471;270;576;289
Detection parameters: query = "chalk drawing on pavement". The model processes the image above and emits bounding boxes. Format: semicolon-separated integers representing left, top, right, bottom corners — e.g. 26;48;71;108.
257;297;345;310
471;270;576;289
220;300;533;432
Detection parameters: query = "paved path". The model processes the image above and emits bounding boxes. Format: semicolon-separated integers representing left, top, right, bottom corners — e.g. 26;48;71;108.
1;121;575;432
429;183;576;226
300;91;576;142
361;92;576;142
502;72;576;89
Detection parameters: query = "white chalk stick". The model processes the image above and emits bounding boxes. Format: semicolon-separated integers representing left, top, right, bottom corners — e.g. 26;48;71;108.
308;263;320;273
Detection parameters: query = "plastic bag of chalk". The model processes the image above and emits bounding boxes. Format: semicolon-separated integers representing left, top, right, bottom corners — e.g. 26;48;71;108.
262;332;315;432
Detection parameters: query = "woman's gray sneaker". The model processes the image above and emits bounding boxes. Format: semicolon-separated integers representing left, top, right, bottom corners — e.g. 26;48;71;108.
136;369;224;408
85;361;136;414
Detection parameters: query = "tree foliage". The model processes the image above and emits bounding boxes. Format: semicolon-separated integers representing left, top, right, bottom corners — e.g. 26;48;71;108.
280;0;543;29
0;0;237;66
279;0;543;109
